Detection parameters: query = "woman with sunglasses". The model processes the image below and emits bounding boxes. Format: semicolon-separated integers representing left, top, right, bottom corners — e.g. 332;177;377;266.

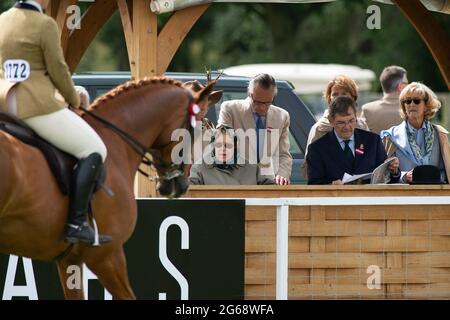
381;82;449;183
189;126;275;185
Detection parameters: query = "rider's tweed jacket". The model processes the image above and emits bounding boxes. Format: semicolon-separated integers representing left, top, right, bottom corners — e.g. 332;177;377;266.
0;7;79;119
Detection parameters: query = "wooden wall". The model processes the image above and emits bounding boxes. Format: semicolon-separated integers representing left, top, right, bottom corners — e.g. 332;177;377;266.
187;185;450;299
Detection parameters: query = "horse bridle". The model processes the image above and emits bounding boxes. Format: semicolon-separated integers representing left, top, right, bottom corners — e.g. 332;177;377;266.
75;105;188;183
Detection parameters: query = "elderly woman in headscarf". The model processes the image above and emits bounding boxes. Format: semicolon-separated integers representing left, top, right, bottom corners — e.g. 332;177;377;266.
381;82;449;183
189;126;275;185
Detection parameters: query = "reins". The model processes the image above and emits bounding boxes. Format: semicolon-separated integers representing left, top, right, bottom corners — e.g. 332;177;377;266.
72;104;186;181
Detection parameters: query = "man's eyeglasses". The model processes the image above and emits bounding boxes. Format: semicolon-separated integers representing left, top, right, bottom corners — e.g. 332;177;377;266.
335;118;357;128
402;98;424;105
251;95;272;107
214;142;234;149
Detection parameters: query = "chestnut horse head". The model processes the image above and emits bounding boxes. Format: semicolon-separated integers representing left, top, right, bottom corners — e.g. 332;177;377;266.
0;77;211;299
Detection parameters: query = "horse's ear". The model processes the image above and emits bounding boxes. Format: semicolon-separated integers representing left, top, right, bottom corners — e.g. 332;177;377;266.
196;81;217;103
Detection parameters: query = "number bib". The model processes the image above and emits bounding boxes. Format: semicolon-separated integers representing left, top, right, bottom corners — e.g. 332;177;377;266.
3;59;31;82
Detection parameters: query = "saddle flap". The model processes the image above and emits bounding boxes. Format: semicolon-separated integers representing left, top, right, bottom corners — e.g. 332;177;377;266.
0;111;77;194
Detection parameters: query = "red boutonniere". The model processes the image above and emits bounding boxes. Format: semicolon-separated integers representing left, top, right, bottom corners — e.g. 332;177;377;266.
355;144;364;155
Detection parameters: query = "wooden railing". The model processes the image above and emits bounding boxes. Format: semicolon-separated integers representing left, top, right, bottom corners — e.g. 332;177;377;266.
186;185;450;299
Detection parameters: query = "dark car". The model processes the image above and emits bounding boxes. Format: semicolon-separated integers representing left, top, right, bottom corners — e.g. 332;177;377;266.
72;72;316;184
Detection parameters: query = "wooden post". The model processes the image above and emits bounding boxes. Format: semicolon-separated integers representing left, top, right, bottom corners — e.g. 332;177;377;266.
132;0;157;78
393;0;450;89
131;0;158;197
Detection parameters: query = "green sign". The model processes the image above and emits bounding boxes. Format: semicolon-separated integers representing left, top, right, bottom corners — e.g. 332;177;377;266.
0;199;245;300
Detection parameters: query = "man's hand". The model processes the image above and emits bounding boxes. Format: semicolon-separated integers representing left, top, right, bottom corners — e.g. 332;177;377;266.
387;157;400;175
275;175;290;185
332;179;344;185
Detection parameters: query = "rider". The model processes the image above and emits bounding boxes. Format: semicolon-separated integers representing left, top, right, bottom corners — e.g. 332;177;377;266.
0;0;111;245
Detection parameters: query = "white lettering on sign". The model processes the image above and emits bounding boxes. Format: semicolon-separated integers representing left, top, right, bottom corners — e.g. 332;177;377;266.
2;255;38;300
3;59;30;82
66;265;81;290
66;5;81;30
366;5;381;30
159;216;189;300
367;265;382;290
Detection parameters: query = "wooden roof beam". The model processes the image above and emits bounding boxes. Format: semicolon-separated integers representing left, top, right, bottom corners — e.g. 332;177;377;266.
117;0;136;75
65;0;118;73
393;0;450;89
157;4;210;75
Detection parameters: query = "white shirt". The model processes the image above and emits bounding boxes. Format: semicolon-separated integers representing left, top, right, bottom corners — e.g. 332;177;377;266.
334;131;355;156
406;120;427;156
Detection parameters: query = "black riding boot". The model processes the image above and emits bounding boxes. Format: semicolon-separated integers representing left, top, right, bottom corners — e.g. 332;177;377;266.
64;153;112;245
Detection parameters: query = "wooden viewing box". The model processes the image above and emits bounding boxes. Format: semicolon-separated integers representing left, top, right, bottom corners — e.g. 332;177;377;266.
186;185;450;299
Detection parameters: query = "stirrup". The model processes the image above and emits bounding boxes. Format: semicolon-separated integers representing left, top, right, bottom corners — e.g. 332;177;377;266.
64;223;112;246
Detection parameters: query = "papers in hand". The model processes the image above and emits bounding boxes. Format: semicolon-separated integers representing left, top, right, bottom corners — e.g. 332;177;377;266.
342;157;396;184
342;172;372;184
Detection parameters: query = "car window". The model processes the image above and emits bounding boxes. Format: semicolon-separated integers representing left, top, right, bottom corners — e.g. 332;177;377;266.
289;130;302;156
213;90;247;120
95;87;112;99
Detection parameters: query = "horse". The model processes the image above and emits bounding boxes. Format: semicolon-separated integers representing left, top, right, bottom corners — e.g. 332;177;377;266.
0;77;214;299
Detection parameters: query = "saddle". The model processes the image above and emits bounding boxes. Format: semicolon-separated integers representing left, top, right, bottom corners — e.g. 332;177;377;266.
0;112;77;195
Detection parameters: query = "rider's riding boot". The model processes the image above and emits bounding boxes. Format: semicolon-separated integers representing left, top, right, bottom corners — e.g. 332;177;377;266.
64;153;112;245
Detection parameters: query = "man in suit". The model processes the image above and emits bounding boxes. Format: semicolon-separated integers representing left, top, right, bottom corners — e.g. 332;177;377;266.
306;96;400;185
218;73;292;185
300;75;368;180
360;66;408;134
0;0;111;244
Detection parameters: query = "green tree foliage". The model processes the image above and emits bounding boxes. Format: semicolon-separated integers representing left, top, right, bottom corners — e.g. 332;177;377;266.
0;0;448;90
0;0;15;11
77;11;129;72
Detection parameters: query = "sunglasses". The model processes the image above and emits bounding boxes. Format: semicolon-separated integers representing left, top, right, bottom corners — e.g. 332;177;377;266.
402;98;424;105
214;142;234;149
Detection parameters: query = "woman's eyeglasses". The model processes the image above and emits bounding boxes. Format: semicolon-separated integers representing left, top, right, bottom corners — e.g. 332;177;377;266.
402;98;424;105
214;142;234;149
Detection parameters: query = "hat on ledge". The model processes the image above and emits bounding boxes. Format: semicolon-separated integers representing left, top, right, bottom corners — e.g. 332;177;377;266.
411;165;442;185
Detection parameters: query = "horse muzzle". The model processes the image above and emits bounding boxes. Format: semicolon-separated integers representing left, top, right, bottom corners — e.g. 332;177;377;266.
158;176;189;199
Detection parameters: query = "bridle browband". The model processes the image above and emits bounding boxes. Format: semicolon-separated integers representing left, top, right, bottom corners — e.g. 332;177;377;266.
72;100;189;183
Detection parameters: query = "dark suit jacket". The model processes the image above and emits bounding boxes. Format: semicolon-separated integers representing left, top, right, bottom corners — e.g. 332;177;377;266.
306;128;393;185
